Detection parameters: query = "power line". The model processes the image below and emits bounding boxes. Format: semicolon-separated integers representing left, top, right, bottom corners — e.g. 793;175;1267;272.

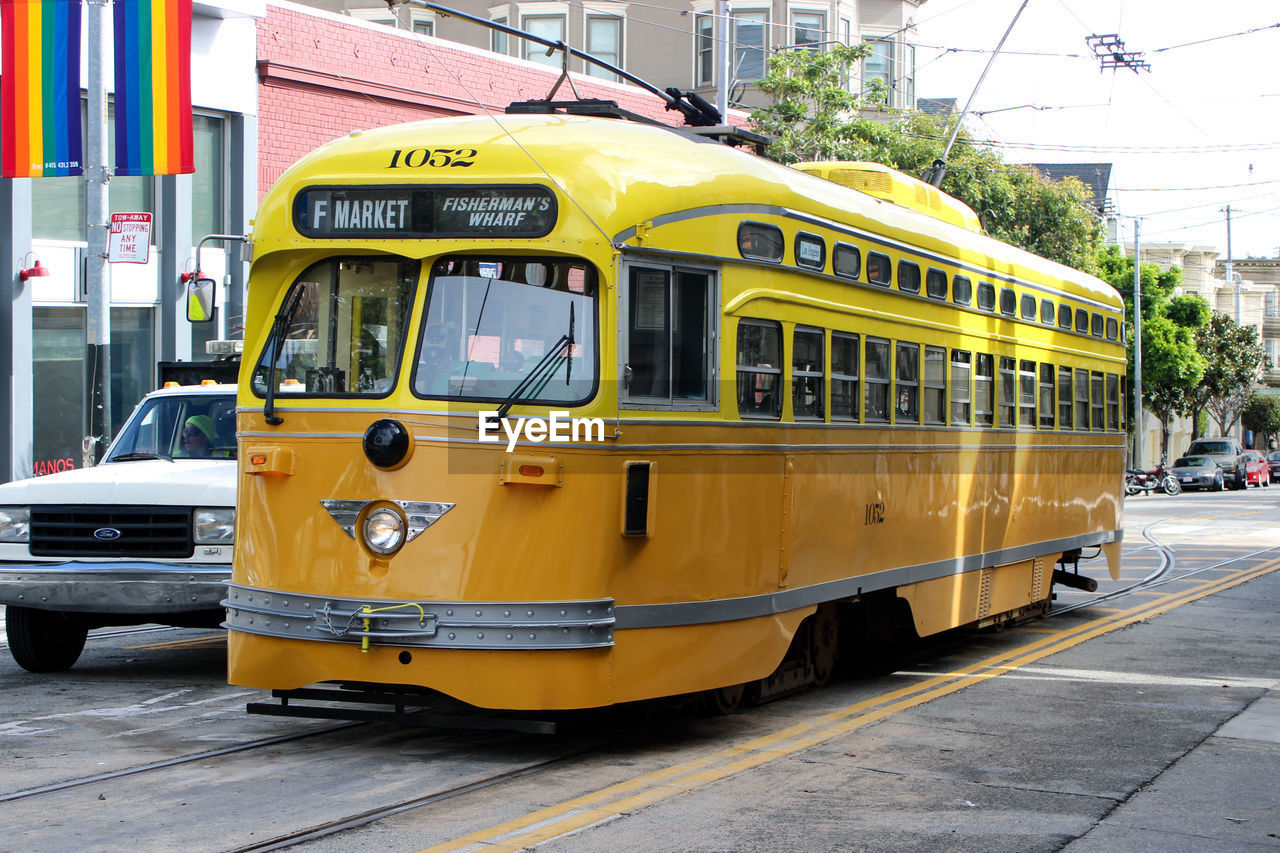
1153;21;1280;53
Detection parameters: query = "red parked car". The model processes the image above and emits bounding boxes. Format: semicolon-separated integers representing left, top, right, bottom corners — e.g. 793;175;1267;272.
1242;450;1270;487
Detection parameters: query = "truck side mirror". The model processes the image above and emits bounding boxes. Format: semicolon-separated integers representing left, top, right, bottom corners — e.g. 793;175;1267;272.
187;276;216;323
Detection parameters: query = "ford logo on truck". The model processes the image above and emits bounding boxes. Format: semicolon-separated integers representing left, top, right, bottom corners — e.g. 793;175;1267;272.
93;527;122;541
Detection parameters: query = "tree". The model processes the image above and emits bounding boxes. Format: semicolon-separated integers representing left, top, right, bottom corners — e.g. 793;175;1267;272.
1241;394;1280;450
1094;245;1208;462
1193;313;1269;436
750;52;1104;273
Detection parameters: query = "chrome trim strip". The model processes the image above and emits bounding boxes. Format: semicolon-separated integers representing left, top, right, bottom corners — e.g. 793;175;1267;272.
403;433;1125;453
222;584;615;649
614;529;1123;630
0;563;231;613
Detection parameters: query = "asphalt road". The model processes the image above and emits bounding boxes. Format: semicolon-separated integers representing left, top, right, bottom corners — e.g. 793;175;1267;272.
1;485;1277;852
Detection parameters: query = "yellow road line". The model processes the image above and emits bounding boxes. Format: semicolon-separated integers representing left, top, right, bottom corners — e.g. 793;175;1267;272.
420;555;1280;853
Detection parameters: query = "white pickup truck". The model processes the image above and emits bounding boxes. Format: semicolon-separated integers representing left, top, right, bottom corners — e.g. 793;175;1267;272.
0;383;237;672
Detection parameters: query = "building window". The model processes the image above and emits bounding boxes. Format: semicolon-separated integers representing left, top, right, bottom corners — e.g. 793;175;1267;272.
862;38;914;105
863;38;891;97
523;15;566;66
792;327;824;419
695;14;714;86
737;319;782;418
586;16;622;79
492;18;508;54
793;11;824;49
831;332;859;420
733;11;768;81
192;114;225;242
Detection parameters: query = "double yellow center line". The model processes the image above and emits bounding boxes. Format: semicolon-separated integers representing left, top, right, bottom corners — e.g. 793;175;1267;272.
422;554;1280;853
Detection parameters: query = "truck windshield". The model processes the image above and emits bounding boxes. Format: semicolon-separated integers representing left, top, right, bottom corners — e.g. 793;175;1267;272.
105;394;238;461
412;256;597;404
251;256;418;397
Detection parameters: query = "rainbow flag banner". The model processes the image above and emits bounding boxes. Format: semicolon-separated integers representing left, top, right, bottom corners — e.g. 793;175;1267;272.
1;0;84;178
113;0;192;176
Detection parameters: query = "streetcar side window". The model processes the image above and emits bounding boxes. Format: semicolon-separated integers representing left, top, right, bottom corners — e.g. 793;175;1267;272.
795;232;826;270
792;326;824;420
926;268;948;300
999;288;1016;317
1039;363;1055;428
1058;303;1073;329
898;261;921;294
1091;371;1105;431
895;342;920;424
1106;373;1120;430
1058;366;1073;429
950;349;971;426
952;275;972;306
867;252;892;286
864;338;890;422
736;319;782;419
1040;299;1055;325
1074;368;1090;428
923;346;946;425
1090;312;1104;337
974;353;994;427
998;356;1016;427
833;243;861;280
977;283;996;312
830;331;859;421
623;265;715;409
1106;317;1119;340
738;222;784;262
1075;308;1088;333
1019;360;1036;427
1020;294;1036;320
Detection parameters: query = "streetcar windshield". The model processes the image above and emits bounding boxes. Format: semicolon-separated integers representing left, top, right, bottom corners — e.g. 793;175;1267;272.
251;256;417;397
412;257;596;404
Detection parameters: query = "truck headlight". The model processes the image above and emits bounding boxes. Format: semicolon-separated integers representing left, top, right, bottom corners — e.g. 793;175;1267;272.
194;508;235;544
362;506;406;556
0;507;29;543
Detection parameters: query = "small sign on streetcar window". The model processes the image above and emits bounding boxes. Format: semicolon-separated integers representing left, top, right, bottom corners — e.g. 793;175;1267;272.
294;185;557;239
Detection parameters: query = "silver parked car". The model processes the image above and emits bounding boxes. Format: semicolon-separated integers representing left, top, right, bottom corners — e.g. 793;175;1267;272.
1170;455;1224;491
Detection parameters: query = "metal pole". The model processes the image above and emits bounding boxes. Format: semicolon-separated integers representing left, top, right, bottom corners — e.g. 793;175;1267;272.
85;0;112;464
716;0;730;119
1132;218;1143;468
929;0;1030;187
1226;205;1237;323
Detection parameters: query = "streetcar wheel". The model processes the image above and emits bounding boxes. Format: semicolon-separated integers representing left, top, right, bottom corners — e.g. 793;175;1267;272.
5;606;88;673
700;683;747;716
809;604;840;687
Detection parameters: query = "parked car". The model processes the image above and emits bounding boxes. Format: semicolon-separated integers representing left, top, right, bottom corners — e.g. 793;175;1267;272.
1267;450;1280;480
1241;450;1271;487
1170;455;1224;491
0;384;236;672
1183;437;1247;490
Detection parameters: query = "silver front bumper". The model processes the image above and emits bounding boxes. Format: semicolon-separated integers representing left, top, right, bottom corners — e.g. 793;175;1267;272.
0;562;231;614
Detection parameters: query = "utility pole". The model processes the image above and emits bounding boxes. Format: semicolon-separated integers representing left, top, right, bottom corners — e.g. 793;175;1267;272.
716;0;730;119
85;0;112;465
1225;205;1238;323
1132;218;1143;468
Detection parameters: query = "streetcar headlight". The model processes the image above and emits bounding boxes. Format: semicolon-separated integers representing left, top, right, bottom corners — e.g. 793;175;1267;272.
362;506;406;555
194;508;235;544
0;507;29;543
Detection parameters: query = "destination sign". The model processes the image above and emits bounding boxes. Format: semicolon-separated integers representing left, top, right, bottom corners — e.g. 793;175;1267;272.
294;185;557;239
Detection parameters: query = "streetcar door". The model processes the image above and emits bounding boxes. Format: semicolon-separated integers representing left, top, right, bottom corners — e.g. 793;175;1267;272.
620;264;718;410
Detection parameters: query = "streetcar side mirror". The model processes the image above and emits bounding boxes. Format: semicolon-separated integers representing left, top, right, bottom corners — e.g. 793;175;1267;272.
187;276;216;323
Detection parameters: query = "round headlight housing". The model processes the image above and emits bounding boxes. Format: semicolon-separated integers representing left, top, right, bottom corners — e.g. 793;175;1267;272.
362;505;406;556
363;418;411;469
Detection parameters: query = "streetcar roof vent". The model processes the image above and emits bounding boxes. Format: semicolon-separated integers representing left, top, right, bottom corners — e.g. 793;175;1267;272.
794;161;983;233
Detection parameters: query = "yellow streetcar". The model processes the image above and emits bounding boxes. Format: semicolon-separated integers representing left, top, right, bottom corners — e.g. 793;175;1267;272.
224;108;1125;719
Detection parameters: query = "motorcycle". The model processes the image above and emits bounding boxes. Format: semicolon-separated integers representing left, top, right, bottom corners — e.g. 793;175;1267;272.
1125;464;1181;496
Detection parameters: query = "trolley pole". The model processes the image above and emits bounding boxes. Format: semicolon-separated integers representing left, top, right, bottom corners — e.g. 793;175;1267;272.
1132;218;1143;468
85;0;112;465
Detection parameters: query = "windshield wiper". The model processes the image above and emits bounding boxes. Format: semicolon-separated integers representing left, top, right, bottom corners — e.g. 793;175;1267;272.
263;286;307;426
496;302;574;420
109;452;173;463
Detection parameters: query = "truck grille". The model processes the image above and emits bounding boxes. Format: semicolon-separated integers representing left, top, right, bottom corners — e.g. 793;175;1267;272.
29;506;194;558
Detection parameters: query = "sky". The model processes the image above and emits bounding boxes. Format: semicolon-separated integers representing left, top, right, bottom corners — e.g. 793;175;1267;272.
912;0;1280;260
